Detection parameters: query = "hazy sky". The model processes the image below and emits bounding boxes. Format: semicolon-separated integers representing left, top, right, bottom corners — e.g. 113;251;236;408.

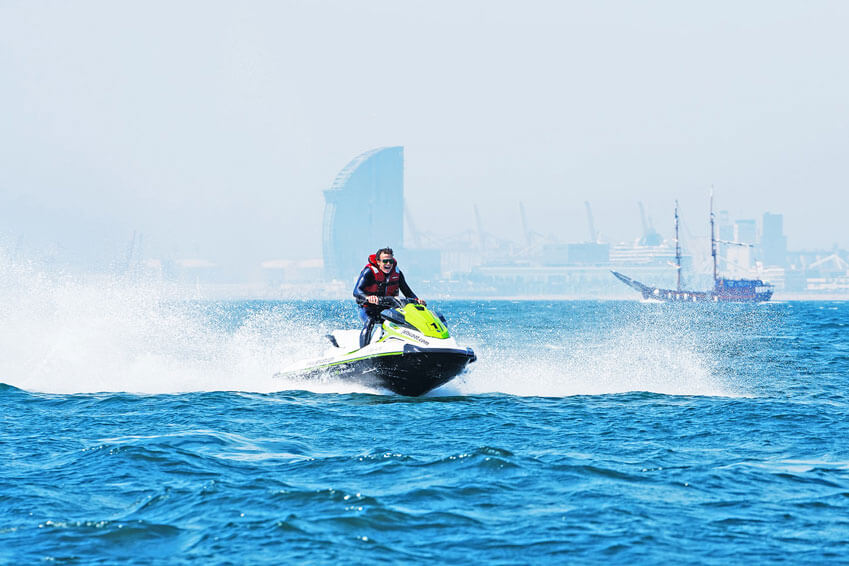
2;1;847;273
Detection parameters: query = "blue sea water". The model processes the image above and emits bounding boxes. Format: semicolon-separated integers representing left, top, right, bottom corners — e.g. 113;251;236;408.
2;291;849;563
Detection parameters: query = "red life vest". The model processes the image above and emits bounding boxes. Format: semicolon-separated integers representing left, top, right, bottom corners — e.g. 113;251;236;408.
362;254;401;296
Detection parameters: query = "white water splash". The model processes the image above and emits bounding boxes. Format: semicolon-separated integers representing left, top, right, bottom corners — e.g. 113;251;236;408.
0;249;373;395
443;323;740;398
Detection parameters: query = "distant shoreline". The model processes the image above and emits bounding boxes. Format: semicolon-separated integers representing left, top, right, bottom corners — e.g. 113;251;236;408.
176;283;849;302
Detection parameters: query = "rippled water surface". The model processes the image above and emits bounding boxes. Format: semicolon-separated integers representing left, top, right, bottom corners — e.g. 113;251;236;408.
2;299;849;564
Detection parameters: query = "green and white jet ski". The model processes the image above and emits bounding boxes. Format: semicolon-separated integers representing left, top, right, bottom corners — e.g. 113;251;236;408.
277;298;476;396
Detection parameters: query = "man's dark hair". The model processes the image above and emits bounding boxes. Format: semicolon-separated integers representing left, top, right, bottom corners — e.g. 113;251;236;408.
376;247;394;258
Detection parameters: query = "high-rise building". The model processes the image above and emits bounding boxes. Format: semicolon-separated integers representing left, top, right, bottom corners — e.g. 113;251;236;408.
735;219;757;244
762;212;787;267
322;147;404;281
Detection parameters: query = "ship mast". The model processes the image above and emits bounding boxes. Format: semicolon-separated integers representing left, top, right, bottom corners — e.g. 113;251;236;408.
674;200;682;292
710;192;718;283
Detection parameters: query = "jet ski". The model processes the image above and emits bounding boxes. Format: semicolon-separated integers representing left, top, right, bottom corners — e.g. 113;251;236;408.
276;298;476;396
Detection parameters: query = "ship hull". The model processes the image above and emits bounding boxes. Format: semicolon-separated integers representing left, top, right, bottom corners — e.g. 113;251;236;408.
611;271;773;303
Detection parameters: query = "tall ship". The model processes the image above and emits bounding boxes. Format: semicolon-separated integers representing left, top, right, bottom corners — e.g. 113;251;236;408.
612;197;774;303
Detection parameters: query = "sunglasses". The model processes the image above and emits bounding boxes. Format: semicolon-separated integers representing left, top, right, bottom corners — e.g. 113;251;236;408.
380;259;394;264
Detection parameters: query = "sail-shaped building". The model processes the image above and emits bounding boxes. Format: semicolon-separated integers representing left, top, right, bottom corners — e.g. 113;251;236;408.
322;147;404;281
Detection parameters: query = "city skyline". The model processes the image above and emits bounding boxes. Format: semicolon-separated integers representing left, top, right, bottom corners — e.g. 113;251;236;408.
0;168;838;278
2;1;848;278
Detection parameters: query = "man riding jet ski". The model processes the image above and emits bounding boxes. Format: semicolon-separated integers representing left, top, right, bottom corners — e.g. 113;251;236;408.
275;248;476;396
354;247;423;348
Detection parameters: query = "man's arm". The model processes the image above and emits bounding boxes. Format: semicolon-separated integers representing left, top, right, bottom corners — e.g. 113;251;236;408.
353;268;374;304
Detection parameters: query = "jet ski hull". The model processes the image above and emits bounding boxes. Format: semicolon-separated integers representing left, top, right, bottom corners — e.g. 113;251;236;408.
291;344;476;397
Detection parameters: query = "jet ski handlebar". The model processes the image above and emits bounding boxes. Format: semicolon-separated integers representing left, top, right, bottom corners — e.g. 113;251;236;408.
377;297;416;308
357;297;417;308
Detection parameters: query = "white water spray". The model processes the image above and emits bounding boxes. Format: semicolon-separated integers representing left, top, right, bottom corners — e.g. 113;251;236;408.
0;249;372;394
436;305;741;398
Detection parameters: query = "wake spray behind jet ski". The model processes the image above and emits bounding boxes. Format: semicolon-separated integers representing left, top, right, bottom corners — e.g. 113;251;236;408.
275;297;476;396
